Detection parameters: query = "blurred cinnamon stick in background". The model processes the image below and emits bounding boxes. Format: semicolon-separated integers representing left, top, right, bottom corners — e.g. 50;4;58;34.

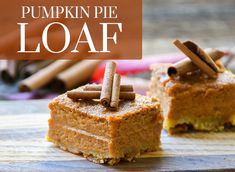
19;60;75;92
53;60;101;91
20;60;55;78
0;60;18;83
18;44;89;92
52;53;117;91
19;44;88;92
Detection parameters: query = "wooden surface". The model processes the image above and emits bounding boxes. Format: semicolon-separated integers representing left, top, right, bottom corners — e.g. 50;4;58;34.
0;100;235;171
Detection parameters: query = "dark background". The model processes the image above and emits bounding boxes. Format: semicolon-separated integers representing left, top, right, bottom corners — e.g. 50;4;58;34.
143;0;235;55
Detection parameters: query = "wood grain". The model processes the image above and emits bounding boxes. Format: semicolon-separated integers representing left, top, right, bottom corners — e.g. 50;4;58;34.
0;111;235;171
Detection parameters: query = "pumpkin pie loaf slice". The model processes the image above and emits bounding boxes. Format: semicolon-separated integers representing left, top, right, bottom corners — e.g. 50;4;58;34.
148;64;235;134
48;86;163;165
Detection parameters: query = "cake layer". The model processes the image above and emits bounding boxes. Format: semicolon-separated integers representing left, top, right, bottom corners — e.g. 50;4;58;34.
49;100;161;139
108;107;161;138
49;102;110;138
48;122;110;158
48;122;161;159
49;87;162;138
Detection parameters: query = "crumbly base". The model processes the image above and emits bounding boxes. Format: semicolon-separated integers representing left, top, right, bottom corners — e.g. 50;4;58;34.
167;119;235;134
49;137;158;165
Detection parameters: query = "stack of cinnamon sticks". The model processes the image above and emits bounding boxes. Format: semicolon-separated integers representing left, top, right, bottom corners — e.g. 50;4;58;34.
168;40;225;78
67;61;136;110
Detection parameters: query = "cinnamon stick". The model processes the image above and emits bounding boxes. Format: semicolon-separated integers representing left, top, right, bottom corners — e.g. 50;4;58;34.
168;49;224;77
53;52;115;91
207;49;225;60
110;74;121;110
67;90;135;101
100;61;117;107
215;60;225;73
119;91;136;100
18;60;75;92
173;40;218;78
67;91;100;100
168;58;196;77
184;41;220;72
53;60;101;91
84;84;134;92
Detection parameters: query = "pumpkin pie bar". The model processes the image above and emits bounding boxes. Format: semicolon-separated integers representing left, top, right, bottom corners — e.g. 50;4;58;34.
48;86;163;165
148;64;235;134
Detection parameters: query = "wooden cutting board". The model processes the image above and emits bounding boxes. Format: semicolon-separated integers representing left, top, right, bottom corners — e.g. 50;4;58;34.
0;111;235;171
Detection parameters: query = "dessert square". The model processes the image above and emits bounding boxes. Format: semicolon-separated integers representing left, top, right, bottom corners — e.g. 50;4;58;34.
148;64;235;134
48;86;163;165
